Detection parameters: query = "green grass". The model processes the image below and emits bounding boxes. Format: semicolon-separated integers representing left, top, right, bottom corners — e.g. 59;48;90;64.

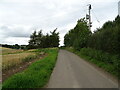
0;84;2;90
65;47;119;79
2;48;58;88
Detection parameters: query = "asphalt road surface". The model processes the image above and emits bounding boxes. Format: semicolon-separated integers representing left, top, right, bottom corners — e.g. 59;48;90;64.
47;50;118;88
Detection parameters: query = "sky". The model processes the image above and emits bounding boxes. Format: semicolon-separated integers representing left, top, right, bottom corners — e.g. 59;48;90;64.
0;0;119;46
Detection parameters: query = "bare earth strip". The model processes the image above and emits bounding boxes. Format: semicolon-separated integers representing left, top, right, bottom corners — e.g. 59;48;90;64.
47;50;118;88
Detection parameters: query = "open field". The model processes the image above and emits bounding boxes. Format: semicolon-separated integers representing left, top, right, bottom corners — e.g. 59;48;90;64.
2;52;37;71
1;47;47;72
0;47;23;55
1;47;39;71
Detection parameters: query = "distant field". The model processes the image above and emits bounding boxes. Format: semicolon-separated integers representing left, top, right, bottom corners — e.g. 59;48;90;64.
1;47;38;71
2;52;37;70
1;47;23;55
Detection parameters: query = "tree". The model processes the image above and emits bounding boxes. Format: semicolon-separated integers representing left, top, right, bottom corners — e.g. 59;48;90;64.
28;31;37;49
87;15;120;55
45;33;51;47
50;28;59;47
14;44;20;49
36;30;43;48
28;28;60;49
64;18;91;50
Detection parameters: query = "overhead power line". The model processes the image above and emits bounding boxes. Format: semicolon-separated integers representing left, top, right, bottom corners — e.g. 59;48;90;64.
91;10;100;24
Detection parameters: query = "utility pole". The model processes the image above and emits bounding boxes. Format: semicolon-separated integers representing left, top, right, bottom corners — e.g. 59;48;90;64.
86;4;92;31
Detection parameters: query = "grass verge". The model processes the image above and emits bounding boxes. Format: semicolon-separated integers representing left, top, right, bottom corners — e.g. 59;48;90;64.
2;48;58;88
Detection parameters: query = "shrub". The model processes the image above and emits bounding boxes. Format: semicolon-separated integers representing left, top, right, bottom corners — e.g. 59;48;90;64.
80;48;119;78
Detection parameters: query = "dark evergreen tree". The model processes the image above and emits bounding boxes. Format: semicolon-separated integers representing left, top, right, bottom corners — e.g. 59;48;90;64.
36;30;43;48
28;28;59;49
50;28;59;47
28;31;37;49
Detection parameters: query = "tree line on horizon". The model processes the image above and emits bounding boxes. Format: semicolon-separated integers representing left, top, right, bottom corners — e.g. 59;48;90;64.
1;44;26;49
28;28;59;49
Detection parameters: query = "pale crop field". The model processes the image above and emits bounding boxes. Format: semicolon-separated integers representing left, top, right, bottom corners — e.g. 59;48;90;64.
1;47;37;70
1;47;23;55
2;53;37;70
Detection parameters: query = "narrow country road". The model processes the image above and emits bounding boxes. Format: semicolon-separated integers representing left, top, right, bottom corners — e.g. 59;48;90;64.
47;50;118;88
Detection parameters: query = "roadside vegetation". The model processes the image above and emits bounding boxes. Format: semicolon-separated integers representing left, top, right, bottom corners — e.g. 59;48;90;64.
2;48;58;88
64;16;120;79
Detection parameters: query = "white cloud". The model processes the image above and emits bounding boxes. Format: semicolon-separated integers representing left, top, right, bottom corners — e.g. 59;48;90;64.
1;37;29;45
